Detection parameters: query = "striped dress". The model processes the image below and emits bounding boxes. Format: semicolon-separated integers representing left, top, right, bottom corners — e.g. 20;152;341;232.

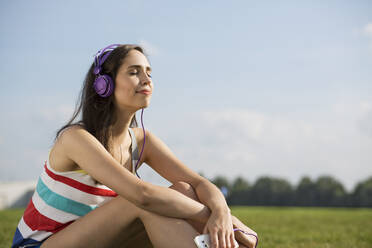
12;128;141;248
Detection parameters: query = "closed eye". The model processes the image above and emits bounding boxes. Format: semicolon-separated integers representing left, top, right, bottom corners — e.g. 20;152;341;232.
130;72;152;78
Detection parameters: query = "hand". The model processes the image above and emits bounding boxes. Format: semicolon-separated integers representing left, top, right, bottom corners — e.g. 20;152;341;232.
202;209;236;248
231;215;258;248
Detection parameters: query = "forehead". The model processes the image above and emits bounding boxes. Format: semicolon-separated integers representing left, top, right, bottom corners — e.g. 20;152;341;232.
121;50;151;70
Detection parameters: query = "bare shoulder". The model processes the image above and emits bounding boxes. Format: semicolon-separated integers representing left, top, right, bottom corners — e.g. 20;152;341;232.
49;124;88;172
58;124;90;143
49;125;148;206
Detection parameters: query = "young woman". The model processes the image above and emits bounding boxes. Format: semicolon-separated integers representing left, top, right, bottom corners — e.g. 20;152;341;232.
12;44;258;248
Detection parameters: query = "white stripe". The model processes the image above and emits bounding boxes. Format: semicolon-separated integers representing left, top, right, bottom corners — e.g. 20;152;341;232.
32;190;79;223
40;171;112;206
45;162;97;187
17;217;52;242
45;161;116;191
96;196;115;207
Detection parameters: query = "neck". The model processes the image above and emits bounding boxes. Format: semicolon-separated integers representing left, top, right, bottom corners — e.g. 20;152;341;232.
111;108;136;146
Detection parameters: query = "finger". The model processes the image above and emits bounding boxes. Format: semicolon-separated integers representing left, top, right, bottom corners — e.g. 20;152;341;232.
219;230;226;248
231;231;236;243
225;232;232;248
226;231;234;248
230;232;236;248
211;230;219;248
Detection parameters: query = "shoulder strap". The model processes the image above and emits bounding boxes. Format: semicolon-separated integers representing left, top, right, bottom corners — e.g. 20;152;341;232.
128;128;139;173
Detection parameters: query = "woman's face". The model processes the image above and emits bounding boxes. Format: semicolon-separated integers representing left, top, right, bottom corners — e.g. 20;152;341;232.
114;49;153;111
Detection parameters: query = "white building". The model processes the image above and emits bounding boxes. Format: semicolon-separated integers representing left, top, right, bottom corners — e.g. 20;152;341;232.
0;181;37;210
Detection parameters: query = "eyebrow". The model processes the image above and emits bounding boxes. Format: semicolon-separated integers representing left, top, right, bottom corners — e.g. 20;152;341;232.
127;65;152;72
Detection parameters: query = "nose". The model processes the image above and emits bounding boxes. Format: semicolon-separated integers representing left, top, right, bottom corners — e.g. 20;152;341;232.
141;73;152;85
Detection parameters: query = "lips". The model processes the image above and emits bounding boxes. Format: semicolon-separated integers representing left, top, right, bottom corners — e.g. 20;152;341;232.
137;88;151;92
137;90;151;95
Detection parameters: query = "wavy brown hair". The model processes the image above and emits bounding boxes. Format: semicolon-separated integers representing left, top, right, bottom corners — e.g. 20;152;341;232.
54;44;148;154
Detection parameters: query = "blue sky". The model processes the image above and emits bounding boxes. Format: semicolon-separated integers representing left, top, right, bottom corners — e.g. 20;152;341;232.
1;0;371;191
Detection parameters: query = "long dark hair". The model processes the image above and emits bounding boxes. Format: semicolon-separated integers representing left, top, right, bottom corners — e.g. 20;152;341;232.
54;44;147;154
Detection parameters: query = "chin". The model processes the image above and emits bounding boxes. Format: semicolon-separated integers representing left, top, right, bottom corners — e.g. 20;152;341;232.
138;103;150;110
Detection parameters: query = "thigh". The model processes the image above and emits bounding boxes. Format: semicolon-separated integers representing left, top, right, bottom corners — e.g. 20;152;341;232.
119;218;153;248
139;208;201;248
41;195;143;248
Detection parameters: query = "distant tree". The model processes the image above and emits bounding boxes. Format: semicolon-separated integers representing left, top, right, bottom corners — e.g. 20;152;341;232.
231;176;250;192
352;176;372;207
214;174;372;207
227;190;251;206
226;176;251;205
211;175;231;196
250;176;294;206
295;176;317;206
314;175;346;207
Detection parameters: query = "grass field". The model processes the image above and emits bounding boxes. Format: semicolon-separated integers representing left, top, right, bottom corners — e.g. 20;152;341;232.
1;206;371;248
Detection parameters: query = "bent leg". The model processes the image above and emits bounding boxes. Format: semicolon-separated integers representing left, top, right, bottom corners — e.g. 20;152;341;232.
139;210;200;248
41;195;144;248
165;182;258;248
168;182;205;233
132;182;203;248
137;181;255;248
121;182;204;248
41;182;203;248
41;181;252;248
118;218;152;248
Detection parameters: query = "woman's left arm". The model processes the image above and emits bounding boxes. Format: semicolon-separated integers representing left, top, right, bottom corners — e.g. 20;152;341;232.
143;129;236;248
194;179;236;248
194;179;230;213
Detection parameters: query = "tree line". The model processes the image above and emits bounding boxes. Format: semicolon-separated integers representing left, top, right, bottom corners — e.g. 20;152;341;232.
203;174;372;207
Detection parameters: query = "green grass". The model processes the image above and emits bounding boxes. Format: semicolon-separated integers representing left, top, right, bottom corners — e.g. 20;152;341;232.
1;207;371;248
231;206;372;248
0;208;25;248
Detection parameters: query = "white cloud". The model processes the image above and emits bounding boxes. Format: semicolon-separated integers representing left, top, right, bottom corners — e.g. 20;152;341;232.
138;39;161;57
362;23;372;53
2;98;371;192
357;101;372;138
363;23;372;37
161;104;372;192
202;109;267;143
37;104;75;123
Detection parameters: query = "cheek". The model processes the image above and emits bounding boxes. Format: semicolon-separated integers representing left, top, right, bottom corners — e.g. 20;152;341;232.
114;83;136;102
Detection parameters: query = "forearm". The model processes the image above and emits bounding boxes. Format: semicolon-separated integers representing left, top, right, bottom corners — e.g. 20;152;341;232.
194;179;230;213
141;183;212;223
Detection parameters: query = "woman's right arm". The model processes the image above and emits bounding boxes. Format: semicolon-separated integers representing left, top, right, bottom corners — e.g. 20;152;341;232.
60;126;210;223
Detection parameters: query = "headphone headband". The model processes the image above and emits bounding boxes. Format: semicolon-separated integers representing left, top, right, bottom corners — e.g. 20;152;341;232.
93;44;121;75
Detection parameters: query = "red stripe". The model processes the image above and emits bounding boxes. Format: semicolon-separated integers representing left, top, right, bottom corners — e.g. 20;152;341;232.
44;161;118;197
23;199;73;233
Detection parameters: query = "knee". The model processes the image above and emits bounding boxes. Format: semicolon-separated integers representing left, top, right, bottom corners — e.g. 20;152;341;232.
169;181;193;193
169;181;199;201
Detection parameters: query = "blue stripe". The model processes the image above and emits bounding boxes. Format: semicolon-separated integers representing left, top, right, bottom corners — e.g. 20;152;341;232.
36;178;96;216
12;228;42;248
12;228;24;247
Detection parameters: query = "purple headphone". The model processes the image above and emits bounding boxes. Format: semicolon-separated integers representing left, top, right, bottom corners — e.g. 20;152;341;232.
93;44;121;97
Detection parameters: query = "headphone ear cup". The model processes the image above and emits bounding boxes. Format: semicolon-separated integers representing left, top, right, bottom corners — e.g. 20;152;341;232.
93;74;114;97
